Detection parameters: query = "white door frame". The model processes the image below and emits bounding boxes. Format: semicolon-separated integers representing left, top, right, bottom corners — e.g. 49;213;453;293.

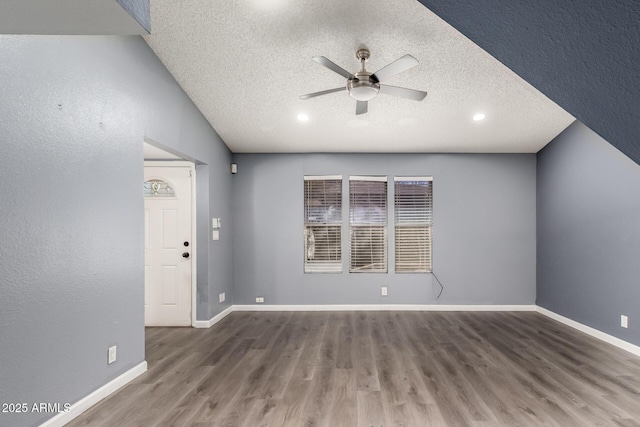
144;160;197;327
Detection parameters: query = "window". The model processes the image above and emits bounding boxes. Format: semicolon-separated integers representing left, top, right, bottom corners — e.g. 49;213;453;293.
144;179;175;198
349;176;387;273
394;177;433;272
304;176;342;273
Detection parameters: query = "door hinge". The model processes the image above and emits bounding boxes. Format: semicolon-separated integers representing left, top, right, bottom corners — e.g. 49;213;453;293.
189;169;192;177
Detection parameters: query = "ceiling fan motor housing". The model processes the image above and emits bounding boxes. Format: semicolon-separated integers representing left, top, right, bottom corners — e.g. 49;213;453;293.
347;48;380;101
347;73;380;101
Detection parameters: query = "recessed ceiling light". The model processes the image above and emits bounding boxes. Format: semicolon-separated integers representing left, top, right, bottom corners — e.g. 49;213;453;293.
473;113;486;122
297;114;309;122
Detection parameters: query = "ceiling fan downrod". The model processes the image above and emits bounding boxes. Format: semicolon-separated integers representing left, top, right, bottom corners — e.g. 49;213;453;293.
348;49;380;101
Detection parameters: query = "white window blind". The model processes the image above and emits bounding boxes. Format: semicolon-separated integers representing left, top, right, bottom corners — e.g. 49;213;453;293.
394;177;433;273
304;176;342;273
349;176;387;273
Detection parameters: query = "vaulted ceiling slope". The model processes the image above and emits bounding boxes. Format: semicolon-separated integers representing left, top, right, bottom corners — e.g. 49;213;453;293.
145;0;573;153
419;0;640;164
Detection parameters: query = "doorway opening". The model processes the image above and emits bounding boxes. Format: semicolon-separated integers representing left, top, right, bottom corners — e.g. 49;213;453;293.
143;142;197;327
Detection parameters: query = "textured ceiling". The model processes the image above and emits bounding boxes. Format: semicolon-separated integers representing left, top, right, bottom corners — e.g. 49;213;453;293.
418;0;640;164
145;0;574;153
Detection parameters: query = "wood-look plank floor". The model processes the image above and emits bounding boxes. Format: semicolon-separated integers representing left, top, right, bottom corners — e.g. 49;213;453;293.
68;312;640;426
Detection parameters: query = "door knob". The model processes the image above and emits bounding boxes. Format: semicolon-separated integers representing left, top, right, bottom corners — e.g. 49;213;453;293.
182;252;190;258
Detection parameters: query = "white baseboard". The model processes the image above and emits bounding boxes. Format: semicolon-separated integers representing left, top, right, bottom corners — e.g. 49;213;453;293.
536;306;640;357
232;304;537;312
192;304;536;328
193;306;234;328
40;361;147;427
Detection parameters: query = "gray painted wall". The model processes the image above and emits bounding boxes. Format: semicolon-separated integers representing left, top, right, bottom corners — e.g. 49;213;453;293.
537;121;640;346
0;35;232;426
232;153;536;306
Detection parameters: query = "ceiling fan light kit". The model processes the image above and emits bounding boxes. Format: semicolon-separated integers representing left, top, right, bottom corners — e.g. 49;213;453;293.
300;48;427;115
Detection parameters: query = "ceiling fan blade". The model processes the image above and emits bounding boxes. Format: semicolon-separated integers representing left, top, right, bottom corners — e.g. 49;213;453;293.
299;87;346;100
379;84;427;101
356;100;368;115
372;54;419;82
312;56;352;79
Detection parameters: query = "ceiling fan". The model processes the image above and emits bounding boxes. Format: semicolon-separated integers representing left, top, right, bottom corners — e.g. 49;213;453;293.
300;48;427;115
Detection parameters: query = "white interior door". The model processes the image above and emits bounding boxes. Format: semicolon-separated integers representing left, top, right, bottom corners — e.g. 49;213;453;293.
144;164;193;326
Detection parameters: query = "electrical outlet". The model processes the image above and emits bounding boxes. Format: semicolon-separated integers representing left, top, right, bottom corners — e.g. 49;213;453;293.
108;346;117;365
381;286;388;296
621;315;628;328
256;297;264;303
219;292;225;303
